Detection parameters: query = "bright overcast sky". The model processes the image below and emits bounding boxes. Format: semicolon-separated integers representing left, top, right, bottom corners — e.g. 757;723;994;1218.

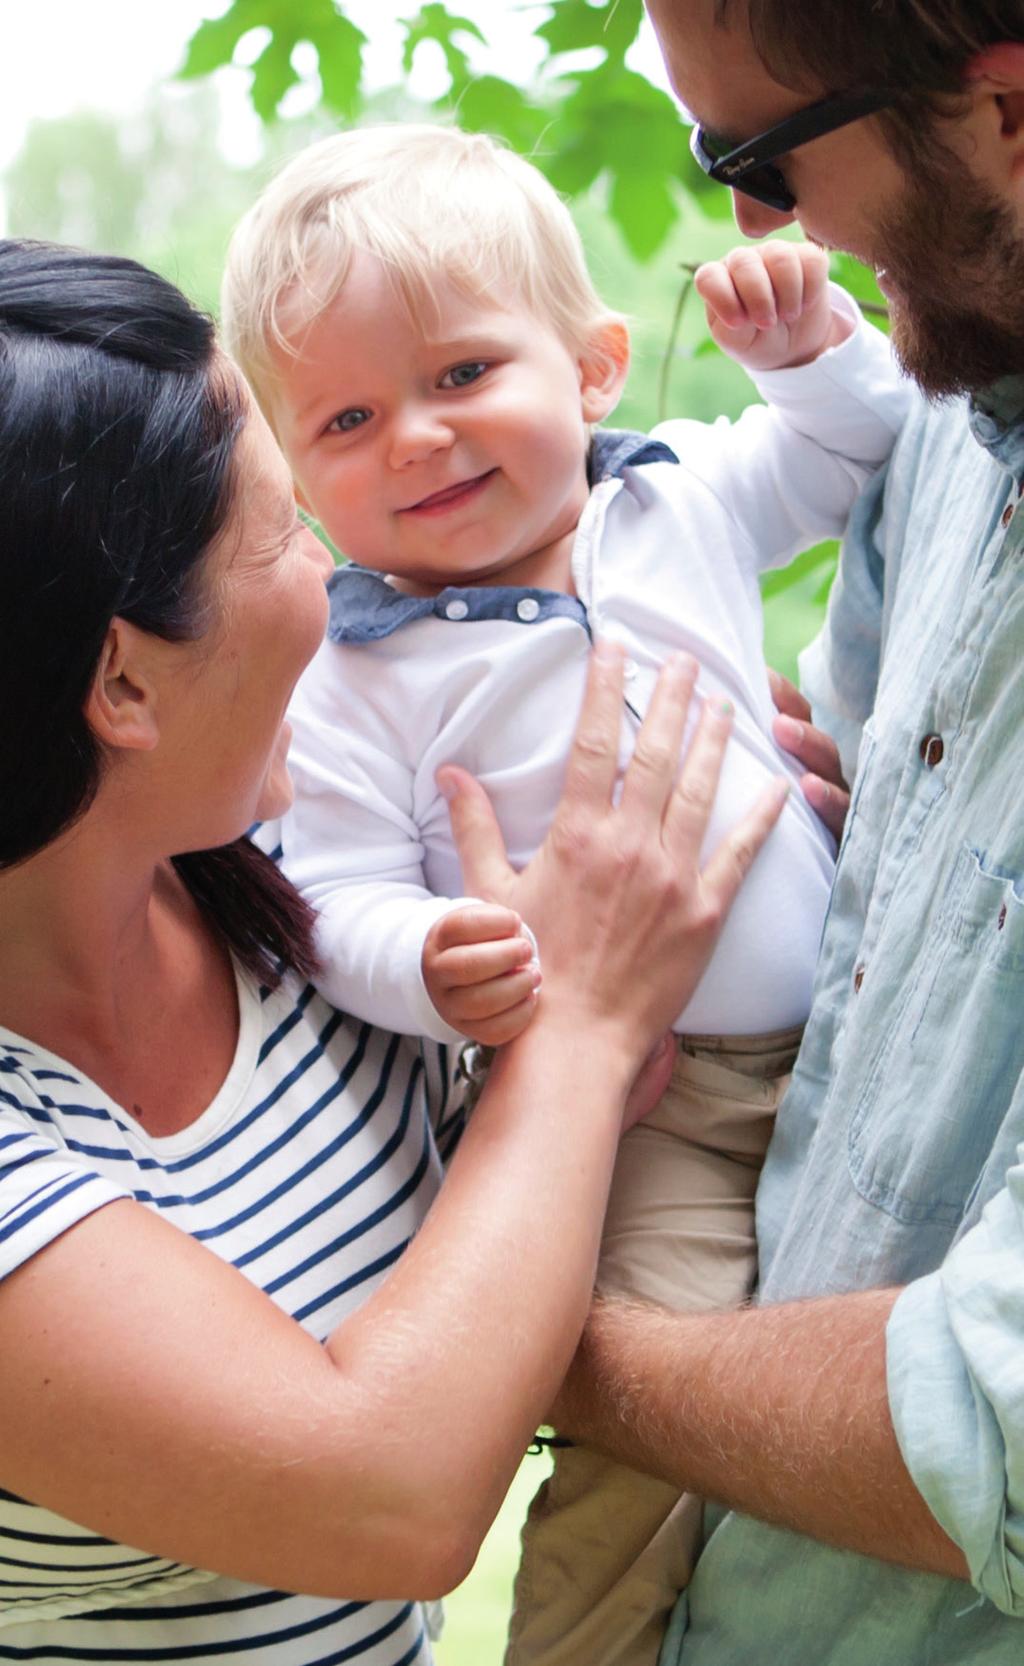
1;0;672;172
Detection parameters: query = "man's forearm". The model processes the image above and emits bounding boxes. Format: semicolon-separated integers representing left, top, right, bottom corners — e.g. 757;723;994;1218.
555;1288;968;1580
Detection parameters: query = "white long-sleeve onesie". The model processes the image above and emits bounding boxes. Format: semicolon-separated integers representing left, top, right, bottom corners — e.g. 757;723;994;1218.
280;290;913;1043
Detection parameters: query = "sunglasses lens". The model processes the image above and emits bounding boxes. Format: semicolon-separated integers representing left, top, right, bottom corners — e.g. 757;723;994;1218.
691;128;795;212
734;166;795;213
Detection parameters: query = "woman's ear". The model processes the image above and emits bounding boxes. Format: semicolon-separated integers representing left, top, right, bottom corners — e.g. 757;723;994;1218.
84;618;161;754
579;319;631;424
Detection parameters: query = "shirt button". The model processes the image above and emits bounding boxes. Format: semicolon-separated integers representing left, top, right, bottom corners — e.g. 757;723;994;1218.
623;659;638;681
853;964;866;992
516;596;540;622
919;733;944;768
1003;503;1015;528
445;599;469;621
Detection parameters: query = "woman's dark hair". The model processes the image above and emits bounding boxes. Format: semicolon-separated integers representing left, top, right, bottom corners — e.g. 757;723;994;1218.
0;238;317;986
715;0;1024;164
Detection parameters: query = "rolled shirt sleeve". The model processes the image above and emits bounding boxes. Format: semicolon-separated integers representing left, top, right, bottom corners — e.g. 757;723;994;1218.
887;1153;1024;1615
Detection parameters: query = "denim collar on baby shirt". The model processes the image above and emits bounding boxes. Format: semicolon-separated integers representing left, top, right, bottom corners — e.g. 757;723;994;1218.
325;427;678;646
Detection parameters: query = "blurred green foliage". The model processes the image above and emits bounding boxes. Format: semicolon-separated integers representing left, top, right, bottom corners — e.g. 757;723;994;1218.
177;0;737;259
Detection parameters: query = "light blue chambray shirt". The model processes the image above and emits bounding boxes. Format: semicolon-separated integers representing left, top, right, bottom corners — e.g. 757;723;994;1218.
662;378;1024;1663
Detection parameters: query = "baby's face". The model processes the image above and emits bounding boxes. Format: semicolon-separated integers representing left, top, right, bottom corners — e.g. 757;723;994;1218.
267;250;608;594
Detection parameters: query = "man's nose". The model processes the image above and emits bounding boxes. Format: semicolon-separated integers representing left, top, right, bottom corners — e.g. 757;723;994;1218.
731;190;797;239
389;406;455;468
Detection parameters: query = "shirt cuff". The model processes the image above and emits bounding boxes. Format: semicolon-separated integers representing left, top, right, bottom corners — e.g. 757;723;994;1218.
887;1259;1024;1613
752;284;910;455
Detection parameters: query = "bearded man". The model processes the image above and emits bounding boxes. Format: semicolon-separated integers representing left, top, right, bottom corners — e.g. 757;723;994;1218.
553;5;1024;1661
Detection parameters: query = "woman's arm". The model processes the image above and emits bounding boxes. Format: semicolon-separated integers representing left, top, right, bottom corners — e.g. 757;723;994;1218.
0;647;786;1602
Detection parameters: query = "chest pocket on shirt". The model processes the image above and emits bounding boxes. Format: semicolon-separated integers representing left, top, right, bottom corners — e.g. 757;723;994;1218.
847;844;1024;1228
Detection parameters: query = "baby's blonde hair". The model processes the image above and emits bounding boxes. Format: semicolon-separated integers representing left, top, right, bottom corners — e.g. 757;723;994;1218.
221;123;620;406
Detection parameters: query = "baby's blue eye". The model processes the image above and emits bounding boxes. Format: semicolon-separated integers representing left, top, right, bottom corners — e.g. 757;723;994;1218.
442;362;488;389
332;407;370;432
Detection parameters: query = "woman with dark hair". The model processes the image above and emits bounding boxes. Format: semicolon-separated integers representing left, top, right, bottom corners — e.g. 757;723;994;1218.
0;239;781;1664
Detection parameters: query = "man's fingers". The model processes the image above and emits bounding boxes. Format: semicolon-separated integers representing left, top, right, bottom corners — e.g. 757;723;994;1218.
772;712;847;791
438;765;514;900
700;776;790;911
622;1034;677;1132
619;653;698;821
767;666;812;723
800;772;850;842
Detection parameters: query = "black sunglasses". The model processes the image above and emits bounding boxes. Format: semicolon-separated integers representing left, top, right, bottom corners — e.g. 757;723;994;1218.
690;88;892;212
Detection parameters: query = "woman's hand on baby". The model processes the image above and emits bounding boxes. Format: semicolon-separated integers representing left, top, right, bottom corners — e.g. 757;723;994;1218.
438;644;790;1072
695;242;849;374
423;904;541;1045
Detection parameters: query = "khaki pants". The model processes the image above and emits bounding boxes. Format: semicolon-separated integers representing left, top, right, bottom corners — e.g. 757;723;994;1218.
503;1028;801;1666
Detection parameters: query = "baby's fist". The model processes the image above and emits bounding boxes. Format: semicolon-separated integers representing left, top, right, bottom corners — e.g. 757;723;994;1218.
423;903;541;1046
695;241;850;372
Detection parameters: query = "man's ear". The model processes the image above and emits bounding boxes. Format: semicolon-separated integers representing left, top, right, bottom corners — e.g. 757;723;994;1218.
964;44;1024;186
580;318;631;424
965;43;1024;91
83;618;161;754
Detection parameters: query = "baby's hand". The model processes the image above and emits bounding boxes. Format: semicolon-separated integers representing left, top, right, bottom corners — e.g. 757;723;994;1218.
695;242;850;373
423;904;542;1046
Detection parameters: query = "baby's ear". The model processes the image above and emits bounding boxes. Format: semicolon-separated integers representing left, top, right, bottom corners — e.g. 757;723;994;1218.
579;318;630;423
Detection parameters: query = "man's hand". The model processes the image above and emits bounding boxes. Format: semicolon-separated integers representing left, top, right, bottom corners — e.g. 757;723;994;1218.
695;242;850;373
768;669;850;842
422;904;541;1045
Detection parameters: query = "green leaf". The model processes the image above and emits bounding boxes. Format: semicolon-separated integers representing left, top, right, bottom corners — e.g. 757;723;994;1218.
178;0;269;78
544;137;604;196
402;2;485;89
542;68;688;252
449;76;547;153
250;33;300;121
608;168;677;260
536;0;644;67
760;541;837;600
180;0;365;119
813;563;839;607
313;11;366;115
828;251;890;330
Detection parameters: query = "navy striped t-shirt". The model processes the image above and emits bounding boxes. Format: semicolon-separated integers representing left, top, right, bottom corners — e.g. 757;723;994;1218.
0;965;463;1662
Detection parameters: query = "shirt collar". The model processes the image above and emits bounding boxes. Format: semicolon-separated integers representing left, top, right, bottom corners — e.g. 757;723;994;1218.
969;375;1024;478
589;427;679;482
325;427;679;645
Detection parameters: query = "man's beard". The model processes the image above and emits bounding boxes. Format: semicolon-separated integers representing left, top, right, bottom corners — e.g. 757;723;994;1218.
876;146;1024;399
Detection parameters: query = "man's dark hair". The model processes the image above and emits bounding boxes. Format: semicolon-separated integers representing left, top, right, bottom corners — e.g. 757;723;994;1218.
0;238;318;987
717;1;1024;161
